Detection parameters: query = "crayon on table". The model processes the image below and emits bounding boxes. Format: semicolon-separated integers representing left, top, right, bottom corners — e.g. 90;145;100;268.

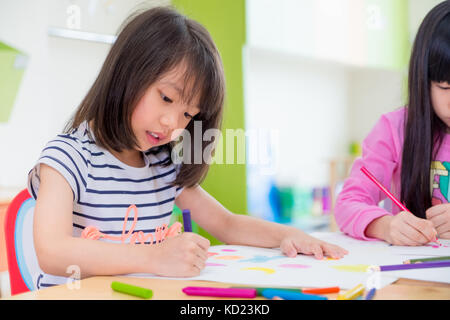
262;289;327;300
370;260;450;271
231;287;301;296
182;209;192;232
364;287;376;300
337;284;365;300
182;286;257;298
111;281;153;299
404;256;450;264
302;286;340;294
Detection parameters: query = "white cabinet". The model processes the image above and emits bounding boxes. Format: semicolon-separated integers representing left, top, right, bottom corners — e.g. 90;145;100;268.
247;0;409;70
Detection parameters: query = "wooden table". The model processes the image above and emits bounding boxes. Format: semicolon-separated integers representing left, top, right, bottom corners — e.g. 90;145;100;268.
6;276;450;300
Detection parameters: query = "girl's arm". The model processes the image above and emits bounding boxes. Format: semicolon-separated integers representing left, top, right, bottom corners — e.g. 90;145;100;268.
175;186;348;259
334;110;437;244
334;112;400;240
34;164;208;278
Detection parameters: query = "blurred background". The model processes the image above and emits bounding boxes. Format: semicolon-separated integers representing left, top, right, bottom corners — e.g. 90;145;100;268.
0;0;445;296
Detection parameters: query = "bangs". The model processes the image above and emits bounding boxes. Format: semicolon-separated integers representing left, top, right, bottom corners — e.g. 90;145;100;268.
181;52;224;121
429;13;450;83
171;19;225;122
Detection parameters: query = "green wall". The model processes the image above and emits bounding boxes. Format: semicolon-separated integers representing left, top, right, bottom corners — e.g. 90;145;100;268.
366;0;409;71
172;0;247;245
0;42;27;123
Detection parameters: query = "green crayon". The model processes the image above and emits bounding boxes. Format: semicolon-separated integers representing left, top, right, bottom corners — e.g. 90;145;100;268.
111;281;153;299
404;256;450;264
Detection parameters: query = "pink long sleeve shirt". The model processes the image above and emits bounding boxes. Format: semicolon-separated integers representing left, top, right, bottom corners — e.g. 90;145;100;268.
334;107;450;240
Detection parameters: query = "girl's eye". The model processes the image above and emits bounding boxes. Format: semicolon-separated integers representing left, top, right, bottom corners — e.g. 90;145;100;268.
184;112;193;119
161;93;173;103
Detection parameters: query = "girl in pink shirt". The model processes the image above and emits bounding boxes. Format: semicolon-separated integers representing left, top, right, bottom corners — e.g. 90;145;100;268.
334;1;450;245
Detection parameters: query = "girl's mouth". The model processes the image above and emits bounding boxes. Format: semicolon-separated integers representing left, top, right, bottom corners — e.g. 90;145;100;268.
146;131;163;144
146;131;168;144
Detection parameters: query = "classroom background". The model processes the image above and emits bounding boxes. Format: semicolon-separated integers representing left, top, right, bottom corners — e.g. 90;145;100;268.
0;0;445;298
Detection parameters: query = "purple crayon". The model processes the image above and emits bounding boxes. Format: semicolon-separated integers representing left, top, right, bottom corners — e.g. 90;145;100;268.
182;209;192;232
370;260;450;272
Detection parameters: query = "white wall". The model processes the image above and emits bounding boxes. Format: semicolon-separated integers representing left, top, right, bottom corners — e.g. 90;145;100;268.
347;67;406;143
0;0;162;194
244;47;350;188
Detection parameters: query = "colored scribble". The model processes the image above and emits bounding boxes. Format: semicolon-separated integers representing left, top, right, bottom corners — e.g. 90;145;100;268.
324;257;341;260
214;255;244;260
331;264;370;272
278;264;311;269
241;267;276;274
425;243;448;248
207;252;219;257
206;262;226;267
221;249;237;252
239;255;285;263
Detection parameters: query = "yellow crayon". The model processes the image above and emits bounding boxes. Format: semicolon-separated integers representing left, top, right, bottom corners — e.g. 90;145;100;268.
337;284;365;300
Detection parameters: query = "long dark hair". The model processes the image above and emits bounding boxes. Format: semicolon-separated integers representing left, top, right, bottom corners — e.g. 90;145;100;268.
65;6;225;188
401;1;450;218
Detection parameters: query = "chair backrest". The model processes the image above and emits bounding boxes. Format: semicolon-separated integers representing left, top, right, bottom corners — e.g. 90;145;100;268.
4;189;43;295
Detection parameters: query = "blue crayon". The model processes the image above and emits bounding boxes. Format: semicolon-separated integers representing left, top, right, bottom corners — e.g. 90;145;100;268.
365;287;376;300
182;209;192;232
262;289;328;300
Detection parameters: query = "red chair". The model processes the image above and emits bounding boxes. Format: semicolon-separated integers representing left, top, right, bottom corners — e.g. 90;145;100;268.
4;189;42;295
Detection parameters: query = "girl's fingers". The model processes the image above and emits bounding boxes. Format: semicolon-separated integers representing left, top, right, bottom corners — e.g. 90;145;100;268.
397;228;423;246
323;243;348;258
194;246;209;261
282;241;298;257
310;243;324;260
436;221;450;235
430;214;448;230
426;204;448;219
403;215;436;243
191;233;211;251
439;231;450;239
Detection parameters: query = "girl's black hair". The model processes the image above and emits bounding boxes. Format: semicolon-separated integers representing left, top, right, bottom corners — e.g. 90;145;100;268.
65;6;225;188
401;1;450;218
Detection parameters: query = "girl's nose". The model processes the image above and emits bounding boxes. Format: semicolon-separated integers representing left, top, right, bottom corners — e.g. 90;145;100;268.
160;110;178;129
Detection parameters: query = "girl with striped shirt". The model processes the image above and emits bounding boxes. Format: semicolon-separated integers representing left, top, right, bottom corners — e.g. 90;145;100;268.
29;6;347;288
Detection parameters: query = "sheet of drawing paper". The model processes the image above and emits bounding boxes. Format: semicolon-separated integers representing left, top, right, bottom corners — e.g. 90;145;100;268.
127;232;450;287
311;232;450;284
126;233;402;289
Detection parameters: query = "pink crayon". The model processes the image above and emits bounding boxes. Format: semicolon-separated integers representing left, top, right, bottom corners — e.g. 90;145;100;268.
182;286;256;298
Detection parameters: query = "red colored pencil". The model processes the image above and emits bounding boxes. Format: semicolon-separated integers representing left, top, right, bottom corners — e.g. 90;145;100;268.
360;166;441;245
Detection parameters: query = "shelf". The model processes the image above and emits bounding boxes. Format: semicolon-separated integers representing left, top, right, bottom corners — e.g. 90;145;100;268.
47;27;117;44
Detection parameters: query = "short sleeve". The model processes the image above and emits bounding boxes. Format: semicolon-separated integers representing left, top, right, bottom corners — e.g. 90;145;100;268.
173;163;184;198
145;147;184;198
28;136;88;202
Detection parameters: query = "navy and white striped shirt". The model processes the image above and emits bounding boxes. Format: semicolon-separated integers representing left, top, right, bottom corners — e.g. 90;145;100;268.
27;121;183;288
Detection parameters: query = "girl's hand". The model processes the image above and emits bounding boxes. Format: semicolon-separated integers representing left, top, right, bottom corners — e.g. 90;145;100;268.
426;203;450;239
152;232;210;277
383;211;437;245
280;232;348;260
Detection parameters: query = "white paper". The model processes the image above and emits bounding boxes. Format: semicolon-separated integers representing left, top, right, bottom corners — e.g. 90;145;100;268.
312;232;450;284
126;232;450;288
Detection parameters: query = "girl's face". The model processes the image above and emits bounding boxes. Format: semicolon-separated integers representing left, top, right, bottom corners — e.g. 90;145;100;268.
131;64;201;151
431;81;450;133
